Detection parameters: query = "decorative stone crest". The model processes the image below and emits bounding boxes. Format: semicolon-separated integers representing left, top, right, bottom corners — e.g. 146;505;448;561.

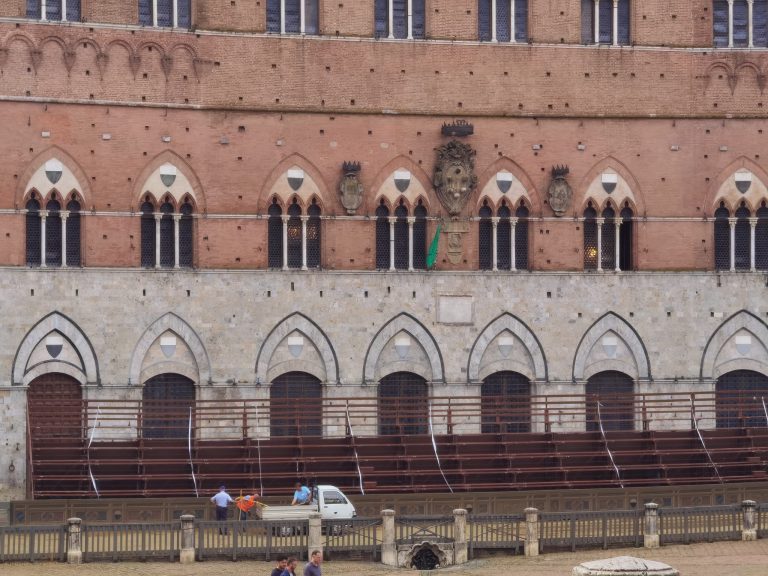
339;161;364;215
433;140;477;217
547;165;572;217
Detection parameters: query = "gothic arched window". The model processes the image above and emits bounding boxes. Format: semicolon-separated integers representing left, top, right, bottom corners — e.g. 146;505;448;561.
734;204;751;270
159;201;175;268
45;197;62;268
307;200;322;269
179;200;194;268
619;205;633;270
378;372;428;435
267;0;319;35
497;203;512;270
515;203;529;271
583;204;598;270
271;372;322;437
481;371;531;433
714;203;731;271
394;203;409;270
757;202;768;270
66;198;81;267
582;0;630;45
478;0;529;42
478;202;493;270
413;202;428;269
287;201;302;269
375;0;426;39
140;200;156;269
585;370;635;432
376;202;391;269
601;205;616;271
26;197;41;267
268;199;283;269
142;373;195;439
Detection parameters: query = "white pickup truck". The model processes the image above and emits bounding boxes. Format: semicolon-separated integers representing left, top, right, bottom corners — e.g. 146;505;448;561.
255;485;357;522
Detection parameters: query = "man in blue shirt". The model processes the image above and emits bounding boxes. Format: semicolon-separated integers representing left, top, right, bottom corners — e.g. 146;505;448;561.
291;482;311;505
303;549;322;576
210;485;234;534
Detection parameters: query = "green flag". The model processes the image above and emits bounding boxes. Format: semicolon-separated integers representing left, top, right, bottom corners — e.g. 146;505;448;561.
426;223;441;269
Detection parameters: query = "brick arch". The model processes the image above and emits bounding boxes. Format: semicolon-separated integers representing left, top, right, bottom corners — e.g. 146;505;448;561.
474;156;541;214
363;313;444;384
369;155;434;213
131;150;206;213
572;312;650;381
700;310;768;379
12;312;99;386
707;156;768;216
467;313;548;383
255;312;339;384
129;313;211;386
15;146;93;209
258;153;330;212
577;156;645;216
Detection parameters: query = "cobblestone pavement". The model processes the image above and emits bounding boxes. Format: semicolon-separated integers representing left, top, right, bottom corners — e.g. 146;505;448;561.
1;540;767;575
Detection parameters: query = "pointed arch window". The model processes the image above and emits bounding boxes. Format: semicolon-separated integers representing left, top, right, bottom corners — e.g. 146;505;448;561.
65;198;81;267
619;205;633;270
497;203;512;270
394;203;409;270
374;0;426;39
734;204;751;270
584;202;631;271
268;199;283;269
287;201;302;269
601;205;616;270
140;200;156;269
583;204;598;270
413;202;427;270
478;0;528;42
478;202;493;270
27;0;81;21
179;200;194;268
271;372;323;437
26;197;42;267
757;202;768;270
375;202;391;269
159;202;174;268
306;200;322;269
138;0;191;28
714;203;731;271
586;370;635;432
276;198;322;270
45;197;63;268
267;0;320;34
581;0;630;45
378;372;428;435
479;201;528;271
515;203;529;270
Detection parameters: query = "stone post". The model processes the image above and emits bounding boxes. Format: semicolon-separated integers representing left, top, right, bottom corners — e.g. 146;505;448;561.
742;500;757;541
453;508;467;564
524;508;539;557
644;503;659;549
308;512;322;560
381;509;396;566
66;517;82;564
180;514;196;564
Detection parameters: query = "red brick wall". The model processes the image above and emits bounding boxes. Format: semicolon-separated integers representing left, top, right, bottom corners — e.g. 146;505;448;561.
195;0;264;33
86;0;138;26
529;0;582;45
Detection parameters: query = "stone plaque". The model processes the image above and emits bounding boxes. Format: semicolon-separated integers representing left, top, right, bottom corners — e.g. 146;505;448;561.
437;295;474;325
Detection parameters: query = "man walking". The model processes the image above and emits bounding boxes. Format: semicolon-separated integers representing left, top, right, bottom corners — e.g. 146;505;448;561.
304;549;322;576
210;485;234;535
271;555;288;576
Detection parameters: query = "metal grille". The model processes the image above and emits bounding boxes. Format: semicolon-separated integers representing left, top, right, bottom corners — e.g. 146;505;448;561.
496;0;511;42
270;372;322;437
514;0;528;42
733;0;749;47
138;0;152;25
392;0;407;39
285;0;301;33
140;201;156;268
179;202;193;268
598;0;612;43
585;371;635;432
616;0;630;44
412;0;426;39
304;0;319;34
583;206;598;270
374;0;388;38
478;205;493;270
734;206;751;270
45;199;62;268
716;370;768;428
619;206;633;271
306;202;321;268
46;0;62;20
601;206;616;271
756;205;768;270
66;200;81;267
27;0;41;19
581;0;594;43
266;0;280;32
755;0;768;47
481;371;531;433
515;205;529;270
268;202;283;269
67;0;81;21
26;199;41;267
177;0;191;28
142;373;196;439
497;204;511;270
156;0;173;26
413;204;427;270
394;204;408;270
376;204;390;269
159;202;174;268
378;372;428;436
287;202;302;269
28;374;83;439
478;0;492;41
714;206;731;270
713;0;729;46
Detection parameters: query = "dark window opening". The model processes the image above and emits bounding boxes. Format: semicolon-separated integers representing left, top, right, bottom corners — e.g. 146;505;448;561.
140;201;156;269
586;371;635;432
716;370;768;428
734;205;751;270
601;205;616;271
179;201;194;268
142;373;195;439
46;198;62;268
66;199;81;267
159;202;174;268
26;198;41;267
413;203;428;270
268;201;283;269
714;205;731;270
619;206;633;270
515;204;529;270
378;372;428;435
584;205;598;270
271;372;322;437
287;202;302;269
479;204;493;270
481;371;531;433
376;203;391;269
394;204;409;270
307;201;321;269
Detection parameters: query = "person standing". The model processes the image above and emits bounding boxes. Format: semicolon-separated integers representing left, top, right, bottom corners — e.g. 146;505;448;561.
271;555;288;576
210;485;234;535
280;557;298;576
303;550;322;576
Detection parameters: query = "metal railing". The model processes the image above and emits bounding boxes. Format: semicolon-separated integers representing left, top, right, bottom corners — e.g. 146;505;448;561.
323;517;382;560
539;509;642;552
659;504;741;544
195;519;307;561
0;524;66;562
82;522;178;561
468;514;525;556
396;515;454;544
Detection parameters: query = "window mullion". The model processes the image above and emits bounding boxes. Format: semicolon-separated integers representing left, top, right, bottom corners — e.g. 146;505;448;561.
61;211;69;268
40;211;48;267
750;217;758;271
407;0;413;39
281;215;289;270
154;213;162;268
388;0;394;38
729;217;737;271
612;0;618;46
491;217;499;271
594;0;600;43
729;0;735;47
300;0;306;34
491;0;497;42
510;0;516;42
281;0;286;34
173;214;181;269
388;216;396;271
597;217;604;272
153;0;158;27
407;216;415;271
301;215;308;270
62;0;67;22
749;0;755;47
510;217;517;271
173;0;178;28
614;219;621;272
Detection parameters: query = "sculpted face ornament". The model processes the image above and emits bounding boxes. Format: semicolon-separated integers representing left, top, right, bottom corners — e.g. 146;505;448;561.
433;140;477;217
339;161;364;215
548;165;572;217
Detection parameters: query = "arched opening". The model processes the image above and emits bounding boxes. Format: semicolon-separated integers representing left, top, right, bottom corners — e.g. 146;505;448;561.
601;205;616;270
413;202;428;269
758;202;768;270
734;204;751;270
583;204;598;270
179;199;194;268
268;199;283;268
378;372;428;435
45;197;62;267
619;205;633;270
478;202;493;270
270;372;323;437
714;203;731;271
28;373;83;440
585;371;635;431
481;371;531;433
515;203;529;270
716;370;768;428
307;200;322;269
140;200;156;268
287;201;302;269
375;201;390;269
142;374;196;439
26;196;41;267
66;198;82;267
159;201;175;268
394;202;408;270
497;203;511;269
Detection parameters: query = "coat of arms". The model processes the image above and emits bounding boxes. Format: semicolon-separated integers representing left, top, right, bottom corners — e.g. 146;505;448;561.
433;140;477;217
548;165;572;217
339;161;364;215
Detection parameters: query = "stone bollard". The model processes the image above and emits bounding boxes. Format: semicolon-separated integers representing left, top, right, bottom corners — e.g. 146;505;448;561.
180;514;196;564
453;508;467;564
741;500;757;541
66;517;82;564
644;503;659;549
381;509;396;566
524;508;539;557
308;512;323;560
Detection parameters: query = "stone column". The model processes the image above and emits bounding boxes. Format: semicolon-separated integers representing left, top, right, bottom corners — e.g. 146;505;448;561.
614;219;621;271
491;217;499;271
407;216;415;271
301;215;308;271
593;0;600;43
388;216;396;271
407;0;413;39
742;500;757;541
729;216;737;272
173;214;181;269
300;0;306;34
612;0;619;45
524;507;539;557
381;509;396;566
749;0;755;47
388;0;394;38
596;217;605;271
280;0;286;34
281;214;289;271
491;0;497;42
510;0;516;42
728;0;735;48
154;213;162;269
644;503;659;548
750;217;757;271
180;514;195;564
308;512;322;560
510;217;518;271
60;210;69;268
66;517;82;564
453;508;467;564
40;210;48;268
